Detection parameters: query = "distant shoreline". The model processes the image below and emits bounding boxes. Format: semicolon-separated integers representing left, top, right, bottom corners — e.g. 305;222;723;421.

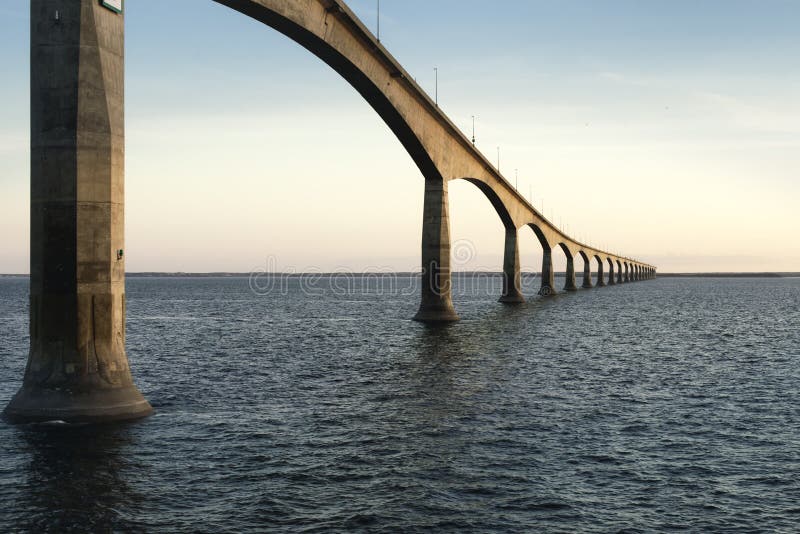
1;272;798;278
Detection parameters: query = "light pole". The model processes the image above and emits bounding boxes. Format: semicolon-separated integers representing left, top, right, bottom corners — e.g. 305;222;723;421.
471;115;476;146
434;67;438;106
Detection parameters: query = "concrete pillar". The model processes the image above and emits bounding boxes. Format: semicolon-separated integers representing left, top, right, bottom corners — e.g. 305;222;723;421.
624;263;630;282
607;260;616;285
616;261;623;284
538;249;557;296
499;226;525;303
414;178;459;322
563;252;578;292
4;0;152;423
596;258;606;287
581;255;593;288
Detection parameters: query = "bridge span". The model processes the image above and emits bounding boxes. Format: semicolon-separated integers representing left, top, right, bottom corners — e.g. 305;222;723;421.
4;0;655;423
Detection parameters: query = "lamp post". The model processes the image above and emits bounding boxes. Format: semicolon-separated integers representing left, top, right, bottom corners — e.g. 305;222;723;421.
471;115;475;146
434;67;438;106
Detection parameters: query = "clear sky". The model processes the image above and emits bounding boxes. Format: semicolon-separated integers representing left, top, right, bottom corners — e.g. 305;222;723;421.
1;0;798;273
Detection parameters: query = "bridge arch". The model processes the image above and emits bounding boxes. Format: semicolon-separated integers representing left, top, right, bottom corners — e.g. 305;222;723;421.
213;0;442;181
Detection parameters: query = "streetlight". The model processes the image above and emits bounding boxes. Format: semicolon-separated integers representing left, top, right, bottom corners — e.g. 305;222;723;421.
471;115;476;146
434;67;438;106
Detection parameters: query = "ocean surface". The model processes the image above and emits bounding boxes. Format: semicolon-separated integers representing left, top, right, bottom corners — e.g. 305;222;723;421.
0;275;798;532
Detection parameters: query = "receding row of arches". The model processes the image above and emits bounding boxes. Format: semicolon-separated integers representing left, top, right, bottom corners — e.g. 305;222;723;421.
499;222;657;303
199;0;656;323
441;177;657;310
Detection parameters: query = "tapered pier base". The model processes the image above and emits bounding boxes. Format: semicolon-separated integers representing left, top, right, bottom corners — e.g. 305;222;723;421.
4;386;152;424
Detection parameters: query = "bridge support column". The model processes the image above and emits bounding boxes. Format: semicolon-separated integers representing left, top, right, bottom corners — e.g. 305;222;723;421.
538;249;557;296
414;178;459;322
499;227;525;303
596;261;606;287
582;257;593;288
4;0;152;423
624;264;630;283
617;264;623;284
608;262;616;285
563;254;578;292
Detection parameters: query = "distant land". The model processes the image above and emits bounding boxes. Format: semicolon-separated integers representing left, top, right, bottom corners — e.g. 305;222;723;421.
1;272;798;278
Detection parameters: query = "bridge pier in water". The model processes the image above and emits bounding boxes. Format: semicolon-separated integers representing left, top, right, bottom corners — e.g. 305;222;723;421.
563;248;578;292
499;228;525;304
538;249;557;296
582;255;594;288
596;258;606;287
4;0;152;423
413;178;460;322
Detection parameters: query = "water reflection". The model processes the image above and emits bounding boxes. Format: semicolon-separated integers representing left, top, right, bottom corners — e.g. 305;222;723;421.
13;422;144;532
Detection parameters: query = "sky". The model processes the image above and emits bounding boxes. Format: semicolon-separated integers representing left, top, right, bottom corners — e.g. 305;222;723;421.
1;0;798;273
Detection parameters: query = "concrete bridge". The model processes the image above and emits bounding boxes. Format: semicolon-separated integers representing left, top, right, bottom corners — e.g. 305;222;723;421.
3;0;655;423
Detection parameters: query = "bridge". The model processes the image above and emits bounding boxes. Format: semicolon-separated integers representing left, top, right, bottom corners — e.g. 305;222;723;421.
4;0;656;423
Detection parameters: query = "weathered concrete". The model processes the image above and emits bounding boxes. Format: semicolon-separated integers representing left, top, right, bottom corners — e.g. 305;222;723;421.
413;178;459;322
581;252;593;289
4;0;152;423
607;259;617;286
561;245;578;292
616;260;623;284
539;249;557;296
595;257;607;287
499;227;525;304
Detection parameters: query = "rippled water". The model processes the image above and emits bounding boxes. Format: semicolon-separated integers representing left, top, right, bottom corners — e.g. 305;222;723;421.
1;276;799;532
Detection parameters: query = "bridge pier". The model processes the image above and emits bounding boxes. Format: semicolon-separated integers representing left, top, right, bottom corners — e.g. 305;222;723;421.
499;227;525;303
4;0;152;423
414;178;459;322
596;259;606;287
581;256;593;288
538;249;557;296
563;252;578;292
608;261;617;286
616;262;624;284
